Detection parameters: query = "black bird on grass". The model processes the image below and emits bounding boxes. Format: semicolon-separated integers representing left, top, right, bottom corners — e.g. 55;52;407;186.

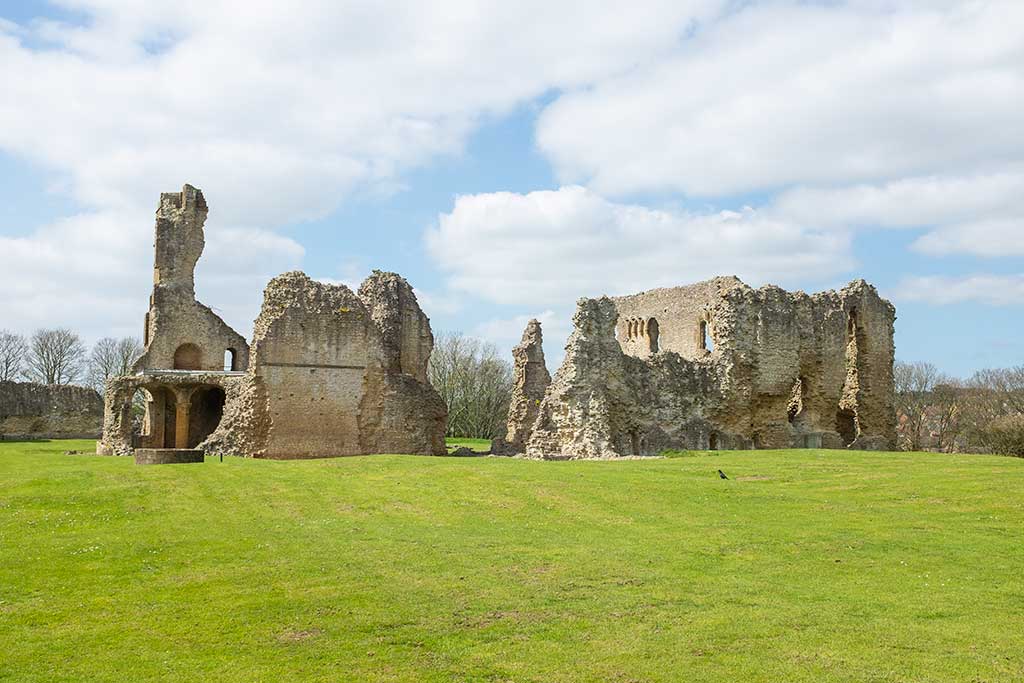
718;469;729;480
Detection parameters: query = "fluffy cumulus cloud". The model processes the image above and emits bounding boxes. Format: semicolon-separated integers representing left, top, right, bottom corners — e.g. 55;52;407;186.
0;0;718;221
771;168;1024;258
441;1;1024;321
0;0;718;340
0;209;303;340
538;1;1024;198
899;275;1024;306
427;186;852;305
2;0;1023;350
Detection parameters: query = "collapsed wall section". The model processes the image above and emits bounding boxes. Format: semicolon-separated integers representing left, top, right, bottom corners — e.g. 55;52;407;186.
526;278;896;458
358;270;434;383
248;272;380;457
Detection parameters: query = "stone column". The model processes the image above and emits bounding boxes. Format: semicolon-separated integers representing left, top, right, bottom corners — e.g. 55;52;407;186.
173;387;195;449
148;387;166;448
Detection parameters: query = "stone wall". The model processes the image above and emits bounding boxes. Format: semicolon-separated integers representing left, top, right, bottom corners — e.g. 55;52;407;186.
523;277;896;458
203;272;446;458
0;381;103;439
133;184;249;374
358;270;434;383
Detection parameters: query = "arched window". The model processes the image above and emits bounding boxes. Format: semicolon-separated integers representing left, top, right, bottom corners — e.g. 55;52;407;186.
173;343;202;370
647;317;659;353
700;319;714;353
224;348;237;371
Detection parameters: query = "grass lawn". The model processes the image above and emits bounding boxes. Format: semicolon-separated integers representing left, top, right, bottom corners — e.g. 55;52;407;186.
1;441;1023;682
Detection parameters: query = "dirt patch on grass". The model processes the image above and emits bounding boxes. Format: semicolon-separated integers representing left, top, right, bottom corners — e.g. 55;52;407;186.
277;628;322;643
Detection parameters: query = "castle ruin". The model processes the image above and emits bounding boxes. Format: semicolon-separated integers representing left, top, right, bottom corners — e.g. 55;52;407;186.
501;277;896;458
97;184;446;458
97;184;895;461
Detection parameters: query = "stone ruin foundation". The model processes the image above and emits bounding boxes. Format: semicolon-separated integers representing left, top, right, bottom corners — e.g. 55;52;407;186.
98;184;446;459
498;276;897;459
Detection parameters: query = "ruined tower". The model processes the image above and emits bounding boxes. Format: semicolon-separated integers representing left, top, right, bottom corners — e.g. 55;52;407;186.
134;184;249;373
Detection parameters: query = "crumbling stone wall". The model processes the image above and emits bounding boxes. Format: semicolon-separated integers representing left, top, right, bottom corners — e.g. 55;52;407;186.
493;319;550;454
204;272;446;458
133;184;249;373
99;184;446;459
0;381;103;439
526;299;720;458
358;270;433;383
524;278;896;458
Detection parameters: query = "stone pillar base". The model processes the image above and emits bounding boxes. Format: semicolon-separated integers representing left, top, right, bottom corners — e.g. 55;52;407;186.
134;448;205;465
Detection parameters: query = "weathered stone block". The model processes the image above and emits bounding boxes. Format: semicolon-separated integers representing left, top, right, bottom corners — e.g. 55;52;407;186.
134;448;204;465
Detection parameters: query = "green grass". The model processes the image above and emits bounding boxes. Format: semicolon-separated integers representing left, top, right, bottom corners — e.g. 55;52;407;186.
445;438;492;453
1;441;1023;682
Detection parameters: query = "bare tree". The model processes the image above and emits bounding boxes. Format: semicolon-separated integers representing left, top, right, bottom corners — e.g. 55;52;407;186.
23;328;87;385
894;360;943;451
931;380;963;452
0;330;27;382
958;366;1024;452
428;331;513;439
87;336;143;392
968;366;1024;414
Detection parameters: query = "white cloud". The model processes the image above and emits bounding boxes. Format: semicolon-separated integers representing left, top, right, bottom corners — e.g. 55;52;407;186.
767;168;1024;258
772;168;1024;232
2;0;1023;348
0;1;719;223
426;185;852;306
0;208;303;343
537;1;1024;198
898;274;1024;306
0;0;718;341
472;309;571;368
912;219;1024;257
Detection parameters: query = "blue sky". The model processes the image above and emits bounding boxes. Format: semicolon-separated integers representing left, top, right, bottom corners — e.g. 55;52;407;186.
1;1;1022;378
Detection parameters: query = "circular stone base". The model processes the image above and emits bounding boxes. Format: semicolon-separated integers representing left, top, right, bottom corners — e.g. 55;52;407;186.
134;448;205;465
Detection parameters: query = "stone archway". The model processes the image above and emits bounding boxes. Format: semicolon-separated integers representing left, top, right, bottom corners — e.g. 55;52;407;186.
188;386;226;447
647;317;660;353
